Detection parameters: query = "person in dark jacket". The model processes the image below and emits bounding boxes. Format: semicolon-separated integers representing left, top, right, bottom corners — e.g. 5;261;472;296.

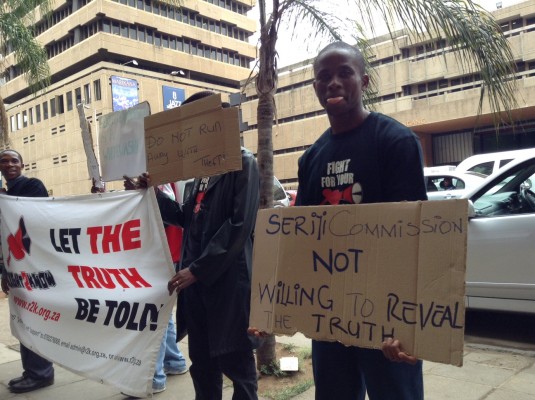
0;149;55;393
130;91;260;400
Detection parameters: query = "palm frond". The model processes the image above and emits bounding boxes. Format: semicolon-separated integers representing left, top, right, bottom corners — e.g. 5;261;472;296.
359;0;517;122
0;0;53;94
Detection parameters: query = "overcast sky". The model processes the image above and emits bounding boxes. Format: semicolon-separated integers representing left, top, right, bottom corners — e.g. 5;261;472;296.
248;0;529;68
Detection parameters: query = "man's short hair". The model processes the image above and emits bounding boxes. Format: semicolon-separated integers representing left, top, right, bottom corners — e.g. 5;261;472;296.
313;41;366;75
0;149;23;163
182;91;230;108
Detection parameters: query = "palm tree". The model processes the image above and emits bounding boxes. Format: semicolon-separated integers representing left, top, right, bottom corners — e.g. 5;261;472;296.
253;0;516;370
0;0;53;146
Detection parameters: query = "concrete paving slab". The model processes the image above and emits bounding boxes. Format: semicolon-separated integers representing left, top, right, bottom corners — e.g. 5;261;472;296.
422;374;492;400
464;346;535;370
425;358;517;387
0;343;20;363
499;371;535;396
484;388;535;400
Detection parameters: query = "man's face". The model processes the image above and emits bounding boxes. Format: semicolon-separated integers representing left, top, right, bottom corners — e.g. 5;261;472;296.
313;48;369;117
0;151;24;181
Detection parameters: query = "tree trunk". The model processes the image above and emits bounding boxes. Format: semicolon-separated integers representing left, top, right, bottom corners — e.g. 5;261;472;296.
254;1;279;370
0;96;10;148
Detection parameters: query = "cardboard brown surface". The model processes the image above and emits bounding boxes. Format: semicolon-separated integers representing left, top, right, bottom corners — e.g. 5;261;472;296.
250;200;468;366
144;94;242;186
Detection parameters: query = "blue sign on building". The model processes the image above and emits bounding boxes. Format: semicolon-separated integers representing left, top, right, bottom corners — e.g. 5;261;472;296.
163;86;186;110
111;76;139;111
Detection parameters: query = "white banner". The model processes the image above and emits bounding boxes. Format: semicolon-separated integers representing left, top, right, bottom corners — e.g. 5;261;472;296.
0;189;175;397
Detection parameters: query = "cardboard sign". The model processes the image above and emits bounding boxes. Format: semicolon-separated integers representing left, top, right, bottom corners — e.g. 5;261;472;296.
251;200;468;366
99;102;151;181
144;94;242;187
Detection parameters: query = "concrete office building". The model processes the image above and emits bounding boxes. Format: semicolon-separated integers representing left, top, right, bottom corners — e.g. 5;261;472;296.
241;0;535;189
1;0;257;195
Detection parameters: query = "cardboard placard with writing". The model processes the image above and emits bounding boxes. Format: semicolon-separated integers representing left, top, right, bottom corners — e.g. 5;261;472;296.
144;94;242;187
251;200;468;366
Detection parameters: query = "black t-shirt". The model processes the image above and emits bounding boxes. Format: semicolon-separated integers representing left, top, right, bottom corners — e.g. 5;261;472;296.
6;176;48;198
296;112;427;206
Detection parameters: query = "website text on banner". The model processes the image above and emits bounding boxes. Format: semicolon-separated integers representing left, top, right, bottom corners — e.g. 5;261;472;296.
0;189;175;397
250;200;468;367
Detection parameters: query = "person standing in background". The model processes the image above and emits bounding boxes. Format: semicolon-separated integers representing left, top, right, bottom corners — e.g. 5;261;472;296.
131;90;260;400
0;149;55;394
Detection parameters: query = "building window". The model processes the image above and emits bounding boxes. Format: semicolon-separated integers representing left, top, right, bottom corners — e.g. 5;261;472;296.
29;107;33;125
50;98;56;117
75;87;82;104
94;80;101;101
10;115;16;132
84;83;91;104
36;104;41;122
22;110;28;128
67;91;73;111
43;101;49;120
57;95;65;114
527;17;535;32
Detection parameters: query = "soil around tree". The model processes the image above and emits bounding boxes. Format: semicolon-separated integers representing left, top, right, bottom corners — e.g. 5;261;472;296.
256;342;314;399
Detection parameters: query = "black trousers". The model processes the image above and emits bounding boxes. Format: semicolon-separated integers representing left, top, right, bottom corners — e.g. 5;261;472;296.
20;343;54;380
185;284;257;400
189;347;258;400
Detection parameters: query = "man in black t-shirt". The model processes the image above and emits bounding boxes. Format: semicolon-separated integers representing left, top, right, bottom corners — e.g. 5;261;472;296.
0;149;55;394
296;42;427;400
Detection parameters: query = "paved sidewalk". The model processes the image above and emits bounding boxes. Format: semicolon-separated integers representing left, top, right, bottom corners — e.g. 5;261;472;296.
2;296;535;399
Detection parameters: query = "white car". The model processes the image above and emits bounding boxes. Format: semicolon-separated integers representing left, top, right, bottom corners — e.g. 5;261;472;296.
425;171;486;201
456;147;535;176
463;153;535;314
